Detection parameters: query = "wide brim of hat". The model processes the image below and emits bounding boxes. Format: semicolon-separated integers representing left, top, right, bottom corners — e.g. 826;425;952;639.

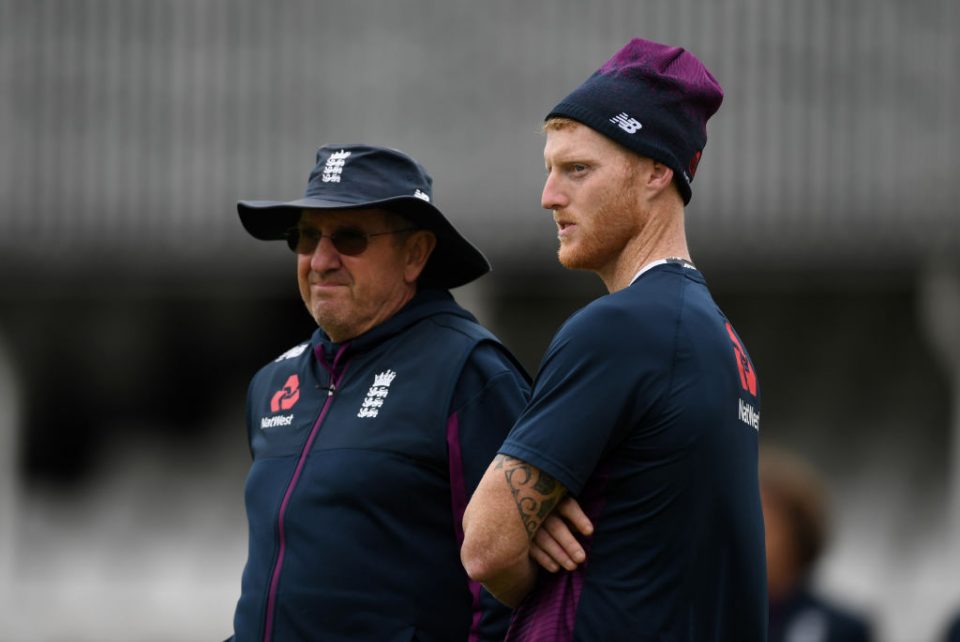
237;195;490;289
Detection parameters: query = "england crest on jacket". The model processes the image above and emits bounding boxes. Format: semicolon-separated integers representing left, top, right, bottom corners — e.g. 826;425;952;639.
357;369;397;419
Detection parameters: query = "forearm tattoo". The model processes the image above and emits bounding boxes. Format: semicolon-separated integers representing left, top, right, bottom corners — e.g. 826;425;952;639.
495;454;565;539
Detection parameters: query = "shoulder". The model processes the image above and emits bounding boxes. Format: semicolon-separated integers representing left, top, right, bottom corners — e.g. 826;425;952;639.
464;340;529;380
453;341;531;413
418;312;528;378
424;311;500;345
550;277;686;355
269;341;311;364
251;340;311;381
420;320;530;413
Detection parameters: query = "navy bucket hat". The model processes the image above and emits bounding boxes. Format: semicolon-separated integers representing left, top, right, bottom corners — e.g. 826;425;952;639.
545;38;723;204
238;144;490;289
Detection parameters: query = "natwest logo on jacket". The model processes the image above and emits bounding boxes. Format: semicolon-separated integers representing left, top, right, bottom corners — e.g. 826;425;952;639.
270;374;301;412
725;322;760;431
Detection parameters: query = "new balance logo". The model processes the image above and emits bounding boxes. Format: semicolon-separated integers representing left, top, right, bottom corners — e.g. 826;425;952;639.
610;112;642;134
358;369;397;419
322;150;352;183
413;189;430;202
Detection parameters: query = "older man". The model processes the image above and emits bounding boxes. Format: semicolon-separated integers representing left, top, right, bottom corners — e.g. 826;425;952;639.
462;39;767;641
229;144;529;642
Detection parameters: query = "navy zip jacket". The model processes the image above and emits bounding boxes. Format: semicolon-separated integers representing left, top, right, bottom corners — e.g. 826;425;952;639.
231;289;530;642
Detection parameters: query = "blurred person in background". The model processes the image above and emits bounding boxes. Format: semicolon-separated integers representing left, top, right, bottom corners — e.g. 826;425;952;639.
226;144;530;642
942;609;960;641
461;38;767;641
761;446;873;642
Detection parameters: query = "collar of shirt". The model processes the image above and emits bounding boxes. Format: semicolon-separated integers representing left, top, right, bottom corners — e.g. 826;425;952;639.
630;258;696;285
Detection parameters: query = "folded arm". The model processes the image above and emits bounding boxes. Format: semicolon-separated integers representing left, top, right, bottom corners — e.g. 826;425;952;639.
461;454;568;606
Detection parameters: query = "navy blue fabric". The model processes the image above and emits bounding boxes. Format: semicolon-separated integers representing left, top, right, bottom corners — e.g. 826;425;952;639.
231;289;530;642
499;263;766;641
944;611;960;642
769;587;872;642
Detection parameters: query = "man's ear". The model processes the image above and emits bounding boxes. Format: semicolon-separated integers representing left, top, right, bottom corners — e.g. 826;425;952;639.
648;161;674;195
403;230;437;284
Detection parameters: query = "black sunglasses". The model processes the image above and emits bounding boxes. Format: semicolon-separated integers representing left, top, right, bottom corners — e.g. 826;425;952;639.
285;226;418;256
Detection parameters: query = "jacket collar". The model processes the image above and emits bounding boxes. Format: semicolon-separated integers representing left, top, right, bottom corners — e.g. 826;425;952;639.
310;288;475;365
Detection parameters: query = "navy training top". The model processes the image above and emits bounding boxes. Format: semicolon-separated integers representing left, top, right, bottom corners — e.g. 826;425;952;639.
499;262;767;642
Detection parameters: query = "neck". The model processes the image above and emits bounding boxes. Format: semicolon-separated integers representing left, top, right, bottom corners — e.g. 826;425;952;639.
600;204;690;292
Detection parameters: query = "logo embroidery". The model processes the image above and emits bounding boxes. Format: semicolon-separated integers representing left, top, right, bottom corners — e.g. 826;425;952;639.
725;323;757;396
413;189;430;202
358;369;397;419
738;398;760;431
610;112;642;134
688;149;703;179
726;323;760;430
321;150;352;183
270;374;301;412
274;343;309;362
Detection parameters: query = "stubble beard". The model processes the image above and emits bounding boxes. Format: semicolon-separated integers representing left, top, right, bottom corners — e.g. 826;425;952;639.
556;183;640;274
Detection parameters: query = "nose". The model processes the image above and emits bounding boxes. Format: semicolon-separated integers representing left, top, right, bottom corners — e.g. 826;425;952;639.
541;171;568;211
308;235;343;273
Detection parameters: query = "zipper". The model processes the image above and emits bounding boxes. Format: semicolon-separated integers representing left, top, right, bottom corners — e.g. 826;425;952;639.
262;343;350;642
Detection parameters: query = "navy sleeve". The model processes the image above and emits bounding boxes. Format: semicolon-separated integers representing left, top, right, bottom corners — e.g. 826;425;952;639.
450;341;530;642
499;299;672;495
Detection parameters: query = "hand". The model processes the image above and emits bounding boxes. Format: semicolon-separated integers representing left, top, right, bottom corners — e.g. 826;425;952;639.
529;496;594;573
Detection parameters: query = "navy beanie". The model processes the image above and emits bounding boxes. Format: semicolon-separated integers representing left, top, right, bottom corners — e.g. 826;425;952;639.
546;38;723;204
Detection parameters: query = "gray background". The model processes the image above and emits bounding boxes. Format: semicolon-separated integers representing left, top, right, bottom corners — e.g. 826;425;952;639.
1;1;959;640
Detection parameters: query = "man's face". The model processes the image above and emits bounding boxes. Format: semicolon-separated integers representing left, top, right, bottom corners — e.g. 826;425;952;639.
541;123;643;275
295;208;424;342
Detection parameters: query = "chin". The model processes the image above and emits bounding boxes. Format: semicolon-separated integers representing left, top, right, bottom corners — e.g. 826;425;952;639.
557;246;594;271
310;305;337;329
557;253;578;270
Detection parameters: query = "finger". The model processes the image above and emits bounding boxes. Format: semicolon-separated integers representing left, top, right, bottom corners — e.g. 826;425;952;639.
542;515;586;564
531;529;578;572
529;542;562;573
556;496;594;536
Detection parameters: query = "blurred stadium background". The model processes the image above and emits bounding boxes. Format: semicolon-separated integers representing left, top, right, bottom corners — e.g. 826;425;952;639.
1;1;959;640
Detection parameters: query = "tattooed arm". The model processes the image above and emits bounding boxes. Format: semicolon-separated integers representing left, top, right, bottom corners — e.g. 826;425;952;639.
461;454;568;607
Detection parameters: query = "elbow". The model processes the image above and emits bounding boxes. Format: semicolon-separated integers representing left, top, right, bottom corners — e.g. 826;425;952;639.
460;530;528;585
461;542;498;584
461;531;534;608
460;545;492;584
